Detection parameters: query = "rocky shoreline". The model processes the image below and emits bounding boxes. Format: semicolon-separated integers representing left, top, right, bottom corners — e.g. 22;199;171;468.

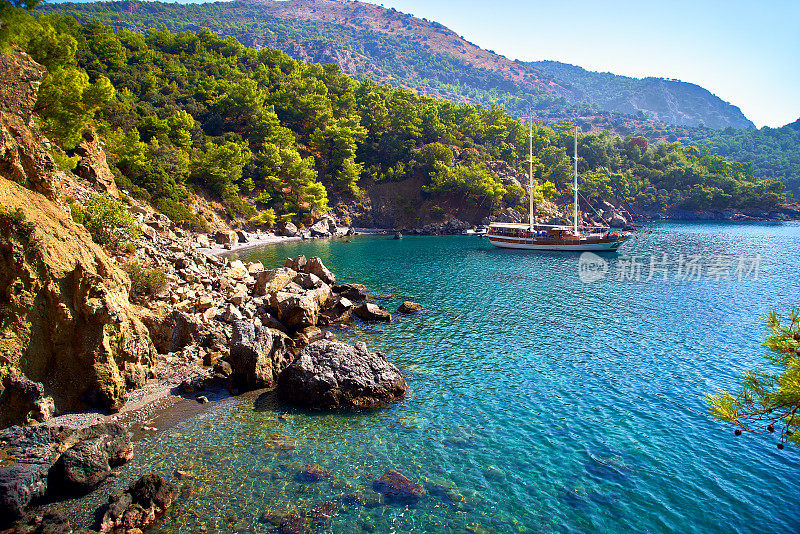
0;217;419;530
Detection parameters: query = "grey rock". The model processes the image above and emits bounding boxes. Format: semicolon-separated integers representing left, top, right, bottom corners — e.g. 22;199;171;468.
50;437;111;494
278;340;408;409
276;221;299;237
332;283;369;301
229;321;292;389
354;303;391;322
0;373;55;428
0;463;49;523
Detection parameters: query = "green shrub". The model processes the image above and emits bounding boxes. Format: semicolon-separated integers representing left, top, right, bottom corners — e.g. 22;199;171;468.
249;208;276;227
52;151;80;172
123;262;168;299
156;198;209;232
69;203;84;224
83;195;141;247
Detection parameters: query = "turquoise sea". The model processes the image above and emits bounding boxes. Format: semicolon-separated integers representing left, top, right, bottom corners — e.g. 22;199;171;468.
113;223;800;532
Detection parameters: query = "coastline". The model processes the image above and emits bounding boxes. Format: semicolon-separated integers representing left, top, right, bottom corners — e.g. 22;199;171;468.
198;233;302;257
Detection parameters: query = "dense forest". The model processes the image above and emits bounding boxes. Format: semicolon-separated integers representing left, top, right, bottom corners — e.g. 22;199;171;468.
0;4;787;232
682;121;800;200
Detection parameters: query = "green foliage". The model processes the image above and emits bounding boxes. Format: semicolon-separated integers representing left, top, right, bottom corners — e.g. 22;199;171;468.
52;151;80;172
7;10;783;224
156;198;208;232
82;195;141;247
708;309;800;449
123;262;168;299
69;203;84;224
423;161;507;205
249;208;276;227
191;141;251;197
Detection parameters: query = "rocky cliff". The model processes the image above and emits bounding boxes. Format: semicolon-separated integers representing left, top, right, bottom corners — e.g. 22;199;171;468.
0;49;156;427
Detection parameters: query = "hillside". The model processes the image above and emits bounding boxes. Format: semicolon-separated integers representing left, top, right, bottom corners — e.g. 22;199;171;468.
529;60;755;130
39;0;754;132
2;3;789;238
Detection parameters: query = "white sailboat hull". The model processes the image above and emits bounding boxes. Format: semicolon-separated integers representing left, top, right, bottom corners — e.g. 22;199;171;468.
487;235;628;251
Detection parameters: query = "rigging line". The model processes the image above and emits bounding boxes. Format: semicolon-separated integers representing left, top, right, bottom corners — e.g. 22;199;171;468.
602;167;644;225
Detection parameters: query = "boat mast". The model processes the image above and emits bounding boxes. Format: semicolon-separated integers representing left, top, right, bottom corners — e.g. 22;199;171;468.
528;115;534;230
573;125;578;235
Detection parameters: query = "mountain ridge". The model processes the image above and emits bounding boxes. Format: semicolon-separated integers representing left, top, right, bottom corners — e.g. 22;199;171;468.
42;0;754;131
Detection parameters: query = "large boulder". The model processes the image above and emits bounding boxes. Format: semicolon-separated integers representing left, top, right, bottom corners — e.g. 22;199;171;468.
332;284;369;302
284;255;307;272
397;301;424;314
303;257;335;285
0;373;55;428
97;474;174;534
49;423;133;495
609;212;627;228
254;268;296;296
269;292;320;330
278;340;408;409
229;321;292;389
276;221;299;237
213;230;237;247
73;128;119;198
354;303;391;322
309;215;337;237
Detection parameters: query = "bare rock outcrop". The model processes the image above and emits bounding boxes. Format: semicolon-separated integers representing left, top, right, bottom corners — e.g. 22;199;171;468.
73;128;119;198
0;177;156;421
278;340;408;409
0;50;61;201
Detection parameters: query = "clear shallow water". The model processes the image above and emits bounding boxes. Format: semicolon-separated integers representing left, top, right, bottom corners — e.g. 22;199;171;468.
137;223;798;533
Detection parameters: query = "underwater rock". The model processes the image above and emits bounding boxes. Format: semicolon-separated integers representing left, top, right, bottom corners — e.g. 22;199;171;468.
262;433;296;452
279;513;309;534
297;464;330;482
96;474;174;534
372;470;425;504
354;303;391;322
397;301;423;314
278;340;408;410
309;501;338;526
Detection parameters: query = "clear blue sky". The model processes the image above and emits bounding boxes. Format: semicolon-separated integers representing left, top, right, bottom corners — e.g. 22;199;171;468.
365;0;799;128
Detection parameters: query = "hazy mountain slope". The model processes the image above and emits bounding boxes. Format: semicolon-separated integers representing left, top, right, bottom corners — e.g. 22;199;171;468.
43;0;753;132
529;60;755;129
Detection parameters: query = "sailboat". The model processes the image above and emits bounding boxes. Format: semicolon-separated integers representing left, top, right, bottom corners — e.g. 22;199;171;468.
487;123;632;251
